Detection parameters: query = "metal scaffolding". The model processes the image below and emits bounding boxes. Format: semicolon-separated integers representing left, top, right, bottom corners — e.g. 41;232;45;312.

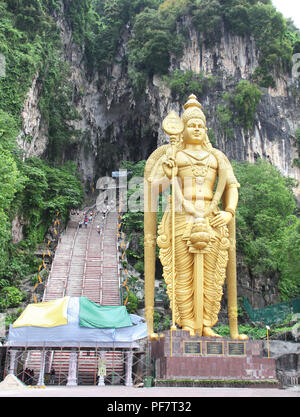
2;341;153;387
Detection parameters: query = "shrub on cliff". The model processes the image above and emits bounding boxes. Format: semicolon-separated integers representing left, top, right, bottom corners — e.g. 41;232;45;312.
233;81;262;130
217;81;262;133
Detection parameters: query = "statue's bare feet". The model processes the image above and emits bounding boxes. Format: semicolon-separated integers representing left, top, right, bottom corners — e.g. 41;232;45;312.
182;326;196;337
230;333;248;340
203;327;222;337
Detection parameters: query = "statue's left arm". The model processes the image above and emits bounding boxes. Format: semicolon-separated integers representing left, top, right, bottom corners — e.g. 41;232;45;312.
210;152;239;228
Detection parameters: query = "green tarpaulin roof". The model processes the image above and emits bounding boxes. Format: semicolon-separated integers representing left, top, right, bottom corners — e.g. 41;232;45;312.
79;297;132;329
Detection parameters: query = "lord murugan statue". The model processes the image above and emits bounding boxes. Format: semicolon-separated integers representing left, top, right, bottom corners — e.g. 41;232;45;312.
144;94;248;340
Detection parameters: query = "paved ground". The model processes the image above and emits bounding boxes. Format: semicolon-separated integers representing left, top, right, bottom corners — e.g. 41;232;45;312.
0;385;299;397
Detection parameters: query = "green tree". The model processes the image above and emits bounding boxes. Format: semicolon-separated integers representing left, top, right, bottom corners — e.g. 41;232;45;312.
15;158;83;249
0;110;19;153
248;3;292;86
0;286;24;311
278;219;300;300
0;143;25;278
248;4;286;49
216;102;234;139
142;30;173;75
0;144;24;229
192;0;223;45
233;159;299;298
167;70;204;102
127;6;184;89
63;0;92;44
233;81;262;130
223;3;250;36
216;81;262;134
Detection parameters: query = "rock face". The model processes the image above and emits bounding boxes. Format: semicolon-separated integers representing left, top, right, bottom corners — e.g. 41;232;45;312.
276;353;300;386
263;341;300;386
174;20;300;198
0;373;27;390
17;74;48;161
11;215;25;244
175;19;259;80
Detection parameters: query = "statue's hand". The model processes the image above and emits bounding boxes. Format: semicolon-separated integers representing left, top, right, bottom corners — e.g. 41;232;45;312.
210;211;232;228
162;156;177;179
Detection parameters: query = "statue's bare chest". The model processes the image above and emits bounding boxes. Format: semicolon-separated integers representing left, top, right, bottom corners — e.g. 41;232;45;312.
176;151;218;178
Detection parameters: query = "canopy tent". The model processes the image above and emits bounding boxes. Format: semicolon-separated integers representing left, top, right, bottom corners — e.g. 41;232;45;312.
7;297;147;348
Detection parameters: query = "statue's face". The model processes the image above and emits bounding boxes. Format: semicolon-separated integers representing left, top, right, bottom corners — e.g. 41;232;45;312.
183;118;206;145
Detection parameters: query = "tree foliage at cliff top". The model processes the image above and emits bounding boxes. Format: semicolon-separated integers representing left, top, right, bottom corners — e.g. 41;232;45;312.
37;0;298;93
79;0;299;89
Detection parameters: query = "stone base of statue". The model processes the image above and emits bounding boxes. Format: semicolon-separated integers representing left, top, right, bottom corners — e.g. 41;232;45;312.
151;330;280;387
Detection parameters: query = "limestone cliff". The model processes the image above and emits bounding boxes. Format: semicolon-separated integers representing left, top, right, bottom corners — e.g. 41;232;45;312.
17;73;48;161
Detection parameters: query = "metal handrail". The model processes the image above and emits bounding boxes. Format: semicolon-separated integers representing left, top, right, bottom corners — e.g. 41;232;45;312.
63;218;81;297
43;204;98;301
99;214;106;305
43;210;88;301
81;211;98;294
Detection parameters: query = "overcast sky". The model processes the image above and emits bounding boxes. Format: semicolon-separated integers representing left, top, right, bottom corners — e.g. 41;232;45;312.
272;0;300;29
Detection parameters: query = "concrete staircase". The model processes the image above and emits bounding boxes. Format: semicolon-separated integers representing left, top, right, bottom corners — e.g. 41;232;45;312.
26;208;124;384
24;349;125;386
77;350;124;385
101;212;120;306
43;218;79;301
43;210;121;305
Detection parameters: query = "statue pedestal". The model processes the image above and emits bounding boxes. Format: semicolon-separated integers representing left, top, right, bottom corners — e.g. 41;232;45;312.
151;330;279;386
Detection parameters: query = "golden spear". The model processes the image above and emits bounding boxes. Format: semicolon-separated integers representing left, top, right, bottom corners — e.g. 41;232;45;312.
162;111;184;333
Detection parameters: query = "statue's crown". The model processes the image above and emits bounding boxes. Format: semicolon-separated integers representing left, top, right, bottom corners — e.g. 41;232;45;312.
184;94;202;110
182;94;206;124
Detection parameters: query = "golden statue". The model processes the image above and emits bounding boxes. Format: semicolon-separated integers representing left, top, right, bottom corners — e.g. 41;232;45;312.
144;94;248;340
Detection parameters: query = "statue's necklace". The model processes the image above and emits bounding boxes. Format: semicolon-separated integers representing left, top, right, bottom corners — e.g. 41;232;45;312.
182;150;212;177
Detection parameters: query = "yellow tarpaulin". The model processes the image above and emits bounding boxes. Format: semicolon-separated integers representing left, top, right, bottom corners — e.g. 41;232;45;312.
12;297;70;328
